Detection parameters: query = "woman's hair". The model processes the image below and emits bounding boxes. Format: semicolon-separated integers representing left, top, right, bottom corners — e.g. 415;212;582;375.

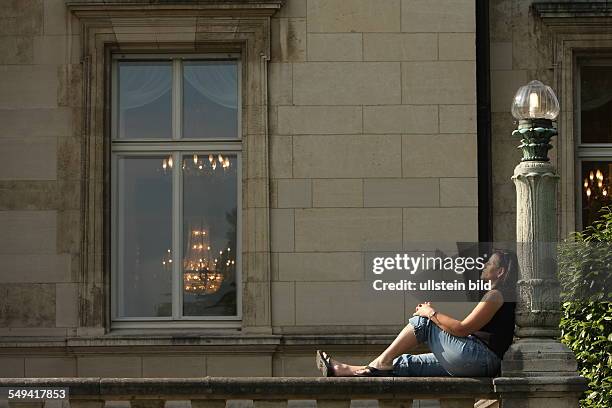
491;249;519;300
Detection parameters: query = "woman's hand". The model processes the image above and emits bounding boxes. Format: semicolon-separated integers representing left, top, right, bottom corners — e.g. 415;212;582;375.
412;292;504;337
413;302;436;318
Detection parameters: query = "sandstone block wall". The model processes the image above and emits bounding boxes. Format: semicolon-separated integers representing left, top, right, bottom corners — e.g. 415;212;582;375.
0;0;80;338
0;0;478;377
269;0;478;333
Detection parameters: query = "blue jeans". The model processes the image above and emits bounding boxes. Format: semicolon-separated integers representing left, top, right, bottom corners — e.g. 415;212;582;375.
392;316;501;377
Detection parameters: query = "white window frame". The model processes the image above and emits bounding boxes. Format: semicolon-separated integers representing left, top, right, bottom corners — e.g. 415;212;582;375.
574;57;612;230
110;53;243;329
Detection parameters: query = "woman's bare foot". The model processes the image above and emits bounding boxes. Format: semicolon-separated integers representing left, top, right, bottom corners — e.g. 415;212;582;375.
354;356;394;375
317;350;367;377
317;351;394;377
329;356;367;376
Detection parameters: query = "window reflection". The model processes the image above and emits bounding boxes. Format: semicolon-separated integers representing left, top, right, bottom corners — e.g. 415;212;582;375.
580;65;612;143
182;154;238;316
581;161;612;229
118;61;172;139
117;156;173;318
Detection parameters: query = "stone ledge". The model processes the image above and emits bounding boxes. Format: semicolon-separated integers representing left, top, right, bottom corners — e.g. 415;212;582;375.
0;377;496;400
494;376;588;394
0;333;407;350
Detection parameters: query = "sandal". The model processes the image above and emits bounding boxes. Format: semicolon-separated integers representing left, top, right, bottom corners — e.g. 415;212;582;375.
354;365;395;377
316;350;335;377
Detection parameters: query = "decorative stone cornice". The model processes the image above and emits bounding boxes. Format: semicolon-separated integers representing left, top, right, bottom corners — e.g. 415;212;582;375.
533;2;612;19
533;2;612;29
0;333;402;349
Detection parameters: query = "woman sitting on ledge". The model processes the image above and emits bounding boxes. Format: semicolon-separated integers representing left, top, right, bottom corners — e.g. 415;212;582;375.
316;250;518;377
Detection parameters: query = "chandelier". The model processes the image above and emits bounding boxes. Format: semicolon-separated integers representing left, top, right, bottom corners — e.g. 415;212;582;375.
161;153;231;174
161;222;236;295
183;224;225;294
584;168;609;200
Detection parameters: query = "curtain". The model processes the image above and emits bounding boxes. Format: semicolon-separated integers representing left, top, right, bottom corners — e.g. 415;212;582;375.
183;62;237;109
119;63;172;110
119;61;237;111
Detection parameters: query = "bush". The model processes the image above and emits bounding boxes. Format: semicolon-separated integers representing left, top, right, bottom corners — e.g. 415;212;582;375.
559;207;612;408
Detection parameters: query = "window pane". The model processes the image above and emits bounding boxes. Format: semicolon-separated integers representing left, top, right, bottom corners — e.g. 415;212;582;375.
580;65;612;143
581;161;612;229
117;156;173;318
118;61;172;139
182;153;238;316
183;61;238;139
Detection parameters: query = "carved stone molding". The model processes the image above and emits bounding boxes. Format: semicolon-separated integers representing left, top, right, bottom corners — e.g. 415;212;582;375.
530;4;612;237
534;2;612;22
67;0;282;335
66;0;285;15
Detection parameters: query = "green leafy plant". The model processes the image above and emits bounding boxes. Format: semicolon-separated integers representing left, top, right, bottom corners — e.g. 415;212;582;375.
558;207;612;408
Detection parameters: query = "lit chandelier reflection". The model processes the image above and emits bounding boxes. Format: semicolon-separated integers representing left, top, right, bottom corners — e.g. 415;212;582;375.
584;168;609;200
162;156;173;171
183;224;224;294
161;249;172;268
161;224;236;295
161;153;231;174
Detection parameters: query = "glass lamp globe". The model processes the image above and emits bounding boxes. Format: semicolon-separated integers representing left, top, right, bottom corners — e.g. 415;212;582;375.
511;80;560;120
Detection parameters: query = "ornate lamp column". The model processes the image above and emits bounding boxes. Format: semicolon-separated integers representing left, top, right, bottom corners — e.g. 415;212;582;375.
510;81;564;344
494;81;587;407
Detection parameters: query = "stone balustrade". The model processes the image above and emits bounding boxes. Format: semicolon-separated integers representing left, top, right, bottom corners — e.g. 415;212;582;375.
0;377;500;408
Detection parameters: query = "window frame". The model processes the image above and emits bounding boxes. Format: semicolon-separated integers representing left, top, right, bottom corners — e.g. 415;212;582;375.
68;3;278;336
574;57;612;230
110;53;243;328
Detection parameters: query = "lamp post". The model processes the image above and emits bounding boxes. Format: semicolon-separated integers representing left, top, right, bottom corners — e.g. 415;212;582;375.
510;80;562;339
493;80;587;407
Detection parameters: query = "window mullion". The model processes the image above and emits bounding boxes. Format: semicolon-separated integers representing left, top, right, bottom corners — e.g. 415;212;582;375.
113;155;123;319
173;58;182;140
111;60;118;140
172;59;182;320
172;151;181;320
577;148;612;158
111;141;243;153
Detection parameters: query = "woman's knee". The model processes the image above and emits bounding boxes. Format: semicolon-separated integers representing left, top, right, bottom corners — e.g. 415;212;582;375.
407;315;427;328
407;315;430;343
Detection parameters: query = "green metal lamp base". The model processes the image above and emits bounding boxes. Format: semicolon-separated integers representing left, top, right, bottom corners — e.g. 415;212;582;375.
513;118;557;162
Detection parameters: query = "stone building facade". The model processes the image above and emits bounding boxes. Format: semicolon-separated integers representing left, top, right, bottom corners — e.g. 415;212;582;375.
489;1;612;242
0;0;608;379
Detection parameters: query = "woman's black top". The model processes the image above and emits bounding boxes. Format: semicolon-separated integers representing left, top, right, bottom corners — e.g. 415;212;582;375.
473;302;516;359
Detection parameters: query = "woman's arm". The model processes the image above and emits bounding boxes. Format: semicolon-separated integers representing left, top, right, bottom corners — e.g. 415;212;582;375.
413;290;504;337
